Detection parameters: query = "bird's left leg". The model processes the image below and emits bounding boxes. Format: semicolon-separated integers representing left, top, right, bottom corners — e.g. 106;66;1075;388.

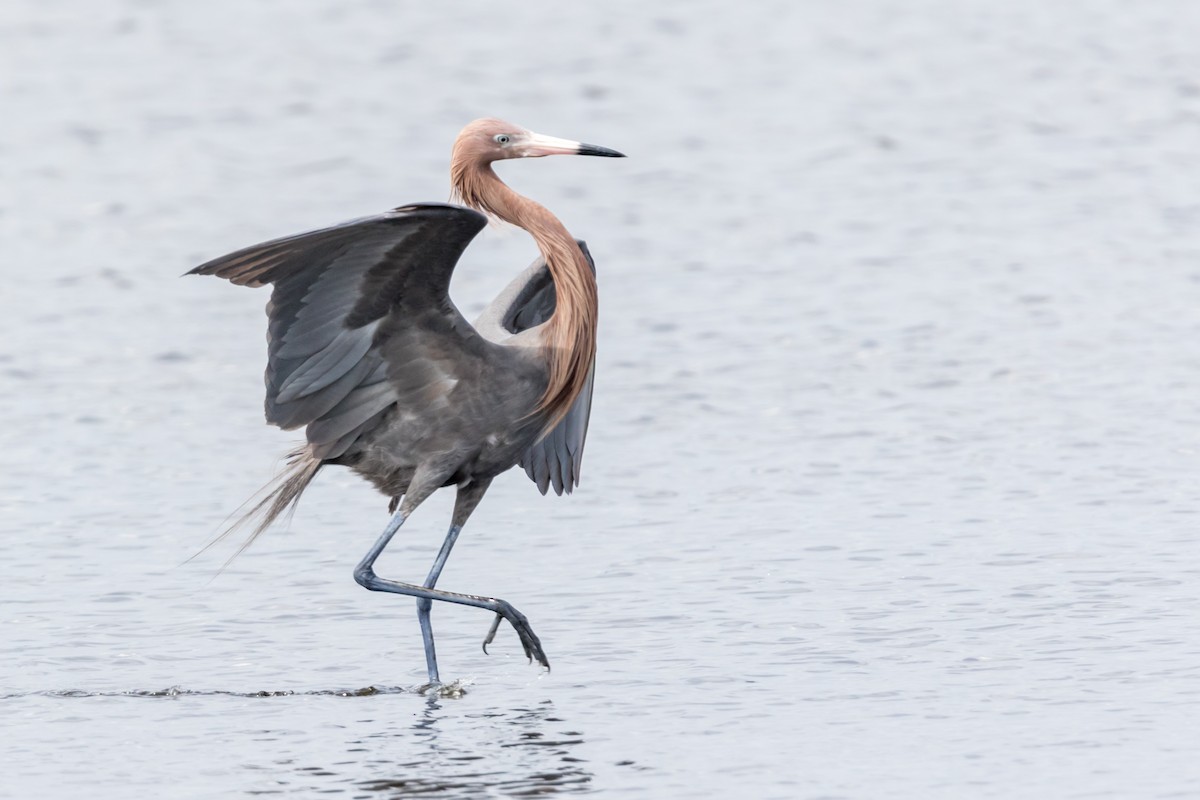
415;477;493;684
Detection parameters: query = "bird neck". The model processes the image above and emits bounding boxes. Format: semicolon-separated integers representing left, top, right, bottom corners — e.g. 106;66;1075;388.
452;164;598;430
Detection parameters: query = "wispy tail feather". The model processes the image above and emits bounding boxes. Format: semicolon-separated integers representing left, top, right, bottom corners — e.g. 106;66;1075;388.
189;445;322;569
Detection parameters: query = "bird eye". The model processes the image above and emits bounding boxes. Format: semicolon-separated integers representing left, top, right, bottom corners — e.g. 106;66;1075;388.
493;134;511;145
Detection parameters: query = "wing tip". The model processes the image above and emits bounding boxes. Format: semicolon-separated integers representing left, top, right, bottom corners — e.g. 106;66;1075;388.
185;257;223;278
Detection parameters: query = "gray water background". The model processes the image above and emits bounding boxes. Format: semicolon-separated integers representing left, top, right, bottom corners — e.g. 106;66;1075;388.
3;0;1200;797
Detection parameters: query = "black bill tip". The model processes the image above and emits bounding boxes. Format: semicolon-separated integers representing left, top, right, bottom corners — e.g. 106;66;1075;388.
577;143;626;158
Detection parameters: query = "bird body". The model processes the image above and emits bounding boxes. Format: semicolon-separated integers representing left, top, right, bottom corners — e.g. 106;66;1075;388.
190;120;623;684
333;242;579;500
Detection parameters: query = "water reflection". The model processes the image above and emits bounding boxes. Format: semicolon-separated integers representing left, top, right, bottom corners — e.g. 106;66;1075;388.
350;697;592;797
23;686;595;796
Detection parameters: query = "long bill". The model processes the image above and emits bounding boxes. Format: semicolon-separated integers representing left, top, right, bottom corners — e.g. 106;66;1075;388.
522;132;626;158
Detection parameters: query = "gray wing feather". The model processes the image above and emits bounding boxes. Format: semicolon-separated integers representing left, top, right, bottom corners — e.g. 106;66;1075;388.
266;353;385;433
304;379;395;444
523;364;594;495
475;241;598;496
275;320;381;403
190;203;487;459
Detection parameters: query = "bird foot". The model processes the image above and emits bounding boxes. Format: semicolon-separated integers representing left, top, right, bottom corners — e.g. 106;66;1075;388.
417;679;470;699
481;600;549;670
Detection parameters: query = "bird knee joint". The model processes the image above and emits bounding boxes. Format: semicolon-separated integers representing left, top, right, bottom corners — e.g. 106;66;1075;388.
353;565;376;589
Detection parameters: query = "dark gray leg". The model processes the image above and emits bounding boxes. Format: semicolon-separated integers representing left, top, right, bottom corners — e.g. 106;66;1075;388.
353;475;546;684
414;478;493;684
415;524;459;683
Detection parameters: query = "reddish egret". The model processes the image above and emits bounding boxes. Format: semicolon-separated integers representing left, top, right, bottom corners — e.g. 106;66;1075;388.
190;119;624;684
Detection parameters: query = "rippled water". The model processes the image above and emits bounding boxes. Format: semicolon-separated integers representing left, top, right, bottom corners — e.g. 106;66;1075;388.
4;0;1200;797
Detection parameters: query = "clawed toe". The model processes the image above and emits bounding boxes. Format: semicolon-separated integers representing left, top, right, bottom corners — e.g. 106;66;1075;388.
481;612;503;654
480;601;550;670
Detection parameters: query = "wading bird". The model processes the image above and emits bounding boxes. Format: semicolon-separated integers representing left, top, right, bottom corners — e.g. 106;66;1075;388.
190;119;624;685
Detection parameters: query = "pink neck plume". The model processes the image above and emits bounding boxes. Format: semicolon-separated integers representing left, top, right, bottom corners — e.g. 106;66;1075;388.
450;152;598;432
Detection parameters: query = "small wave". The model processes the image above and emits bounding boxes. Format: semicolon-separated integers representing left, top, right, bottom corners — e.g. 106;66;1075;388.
12;680;471;699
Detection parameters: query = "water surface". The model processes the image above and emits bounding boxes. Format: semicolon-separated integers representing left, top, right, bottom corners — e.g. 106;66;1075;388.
3;1;1200;797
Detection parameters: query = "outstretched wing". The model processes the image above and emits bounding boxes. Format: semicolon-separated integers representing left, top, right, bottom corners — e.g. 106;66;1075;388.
475;242;597;496
189;202;488;460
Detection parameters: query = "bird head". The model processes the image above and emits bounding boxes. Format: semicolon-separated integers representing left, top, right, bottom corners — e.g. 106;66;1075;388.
452;118;625;164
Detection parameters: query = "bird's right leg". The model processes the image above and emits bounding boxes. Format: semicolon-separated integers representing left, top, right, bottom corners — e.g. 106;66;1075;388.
413;477;492;684
352;473;547;684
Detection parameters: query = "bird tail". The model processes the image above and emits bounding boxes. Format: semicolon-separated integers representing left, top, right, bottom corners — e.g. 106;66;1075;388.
190;445;323;569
